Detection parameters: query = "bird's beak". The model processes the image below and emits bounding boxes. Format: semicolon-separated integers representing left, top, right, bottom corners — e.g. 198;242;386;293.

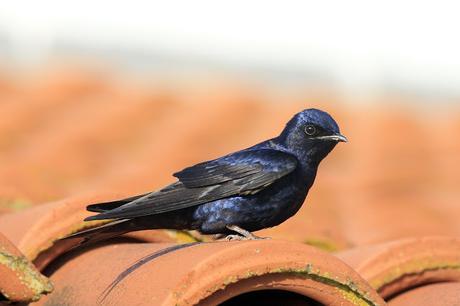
315;133;348;142
333;133;348;142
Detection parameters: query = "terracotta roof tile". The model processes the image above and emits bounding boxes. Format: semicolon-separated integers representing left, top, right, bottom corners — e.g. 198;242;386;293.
0;69;459;304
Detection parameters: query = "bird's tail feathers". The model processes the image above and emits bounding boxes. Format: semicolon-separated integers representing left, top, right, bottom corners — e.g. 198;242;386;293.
62;219;135;247
86;193;147;212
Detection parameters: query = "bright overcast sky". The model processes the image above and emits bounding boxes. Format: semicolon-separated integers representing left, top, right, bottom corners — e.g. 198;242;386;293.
1;0;460;95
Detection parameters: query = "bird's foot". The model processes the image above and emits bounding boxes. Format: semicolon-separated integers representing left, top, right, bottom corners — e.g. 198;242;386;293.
224;225;270;241
224;234;246;241
224;234;269;241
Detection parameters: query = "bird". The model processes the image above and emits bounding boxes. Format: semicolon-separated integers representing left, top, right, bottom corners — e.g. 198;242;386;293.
66;108;347;245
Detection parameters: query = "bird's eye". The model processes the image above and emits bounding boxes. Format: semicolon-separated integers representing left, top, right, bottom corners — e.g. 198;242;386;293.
304;125;317;136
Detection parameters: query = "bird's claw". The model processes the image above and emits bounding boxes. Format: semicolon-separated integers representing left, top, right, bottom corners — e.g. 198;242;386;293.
225;234;245;241
222;225;271;241
224;234;270;241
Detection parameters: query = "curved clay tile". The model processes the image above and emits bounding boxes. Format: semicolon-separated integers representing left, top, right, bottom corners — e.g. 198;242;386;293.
338;236;460;300
0;194;386;305
388;282;460;306
0;232;53;303
0;193;192;271
34;240;384;306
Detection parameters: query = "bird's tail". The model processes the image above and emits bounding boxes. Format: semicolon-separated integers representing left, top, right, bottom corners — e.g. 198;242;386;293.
86;193;147;213
62;219;138;248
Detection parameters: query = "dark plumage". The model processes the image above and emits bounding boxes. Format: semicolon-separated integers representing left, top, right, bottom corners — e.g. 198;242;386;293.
66;108;346;244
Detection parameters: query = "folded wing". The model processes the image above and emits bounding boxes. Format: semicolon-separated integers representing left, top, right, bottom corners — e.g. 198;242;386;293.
85;149;297;221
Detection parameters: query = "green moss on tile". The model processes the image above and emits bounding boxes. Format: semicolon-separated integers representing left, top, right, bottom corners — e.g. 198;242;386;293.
189;264;382;306
372;261;460;290
276;267;378;306
0;250;53;302
0;198;32;212
304;237;340;252
165;230;202;243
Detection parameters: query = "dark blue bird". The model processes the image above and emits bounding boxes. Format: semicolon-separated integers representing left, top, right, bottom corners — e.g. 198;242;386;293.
67;108;346;243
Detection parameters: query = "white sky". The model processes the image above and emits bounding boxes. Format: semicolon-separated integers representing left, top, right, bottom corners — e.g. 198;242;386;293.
1;0;460;96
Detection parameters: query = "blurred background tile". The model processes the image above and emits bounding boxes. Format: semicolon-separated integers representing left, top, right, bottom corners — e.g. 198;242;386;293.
0;1;459;250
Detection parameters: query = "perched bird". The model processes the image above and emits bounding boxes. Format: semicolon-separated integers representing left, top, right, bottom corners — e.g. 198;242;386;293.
67;108;346;245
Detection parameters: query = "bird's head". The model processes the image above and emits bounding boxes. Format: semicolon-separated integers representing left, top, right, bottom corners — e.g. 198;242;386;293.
278;108;347;164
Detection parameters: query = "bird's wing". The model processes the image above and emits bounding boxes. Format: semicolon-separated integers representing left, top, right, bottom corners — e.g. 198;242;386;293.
85;149;297;221
173;149;297;188
86;193;149;212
